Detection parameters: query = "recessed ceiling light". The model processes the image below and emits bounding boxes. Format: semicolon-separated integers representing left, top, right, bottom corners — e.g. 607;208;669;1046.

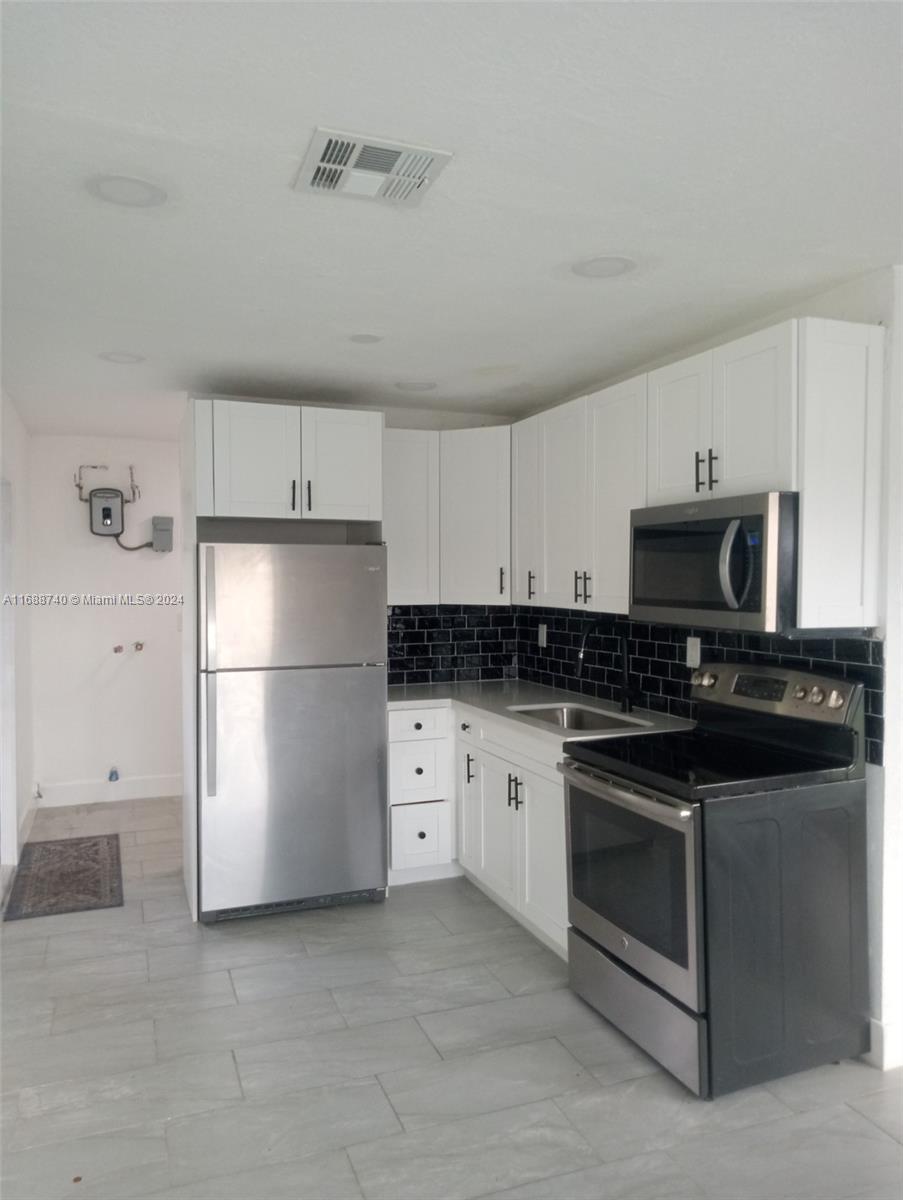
86;175;168;208
98;351;145;364
395;380;438;392
571;255;636;279
349;333;384;344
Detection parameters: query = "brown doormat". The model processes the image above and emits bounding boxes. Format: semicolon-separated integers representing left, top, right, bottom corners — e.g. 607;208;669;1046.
4;834;123;921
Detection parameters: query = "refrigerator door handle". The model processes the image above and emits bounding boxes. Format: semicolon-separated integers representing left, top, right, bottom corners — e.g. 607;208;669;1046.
205;545;217;670
206;673;217;796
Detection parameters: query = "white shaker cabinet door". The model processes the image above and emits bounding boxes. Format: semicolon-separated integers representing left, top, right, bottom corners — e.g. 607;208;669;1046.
712;322;797;498
440;426;511;604
476;750;518;907
212;400;301;519
383;429;440;604
646;351;713;506
511;415;542;605
301;406;383;521
588;376;648;615
539;397;590;608
517;768;568;952
457;742;481;875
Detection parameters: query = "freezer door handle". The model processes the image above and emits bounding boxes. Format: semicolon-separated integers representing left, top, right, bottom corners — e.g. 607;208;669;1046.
205;545;217;670
206;673;217;797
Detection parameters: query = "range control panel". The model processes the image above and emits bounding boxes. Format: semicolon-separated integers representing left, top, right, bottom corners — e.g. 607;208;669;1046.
690;663;861;725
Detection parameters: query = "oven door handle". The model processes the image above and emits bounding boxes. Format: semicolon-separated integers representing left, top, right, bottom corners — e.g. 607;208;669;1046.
557;761;694;828
718;518;742;610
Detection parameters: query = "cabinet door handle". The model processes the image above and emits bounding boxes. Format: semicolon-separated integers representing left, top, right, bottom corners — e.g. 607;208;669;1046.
513;777;523;810
694;451;704;493
291;480;297;511
499;566;505;595
574;569;584;604
461;722;471;732
527;570;535;600
306;480;312;511
465;753;474;783
507;772;516;808
582;572;591;604
707;448;719;491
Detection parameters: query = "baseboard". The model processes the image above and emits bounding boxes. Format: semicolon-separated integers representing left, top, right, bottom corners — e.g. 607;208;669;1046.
18;797;36;844
37;774;182;809
865;1017;903;1071
388;861;463;887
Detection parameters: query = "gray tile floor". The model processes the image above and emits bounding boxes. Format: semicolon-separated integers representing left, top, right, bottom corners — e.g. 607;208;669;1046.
2;798;901;1200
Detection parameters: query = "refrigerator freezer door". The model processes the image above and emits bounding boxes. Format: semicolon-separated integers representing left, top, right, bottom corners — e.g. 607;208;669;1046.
200;543;387;670
199;665;387;915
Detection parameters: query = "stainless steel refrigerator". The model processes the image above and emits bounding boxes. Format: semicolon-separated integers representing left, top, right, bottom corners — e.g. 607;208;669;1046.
197;542;388;919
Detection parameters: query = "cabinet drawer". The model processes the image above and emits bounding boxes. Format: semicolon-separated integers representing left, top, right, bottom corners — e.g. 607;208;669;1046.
391;801;452;870
389;739;449;804
388;707;448;742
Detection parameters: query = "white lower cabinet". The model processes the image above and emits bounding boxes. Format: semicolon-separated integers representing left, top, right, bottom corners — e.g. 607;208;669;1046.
463;744;568;952
391;801;452;871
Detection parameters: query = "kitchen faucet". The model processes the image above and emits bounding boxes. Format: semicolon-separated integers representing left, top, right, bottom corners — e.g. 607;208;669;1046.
575;623;638;714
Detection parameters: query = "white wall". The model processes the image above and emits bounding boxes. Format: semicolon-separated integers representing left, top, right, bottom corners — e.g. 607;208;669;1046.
0;390;36;873
27;435;183;807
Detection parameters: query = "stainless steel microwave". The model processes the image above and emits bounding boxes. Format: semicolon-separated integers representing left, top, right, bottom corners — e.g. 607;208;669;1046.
629;492;798;633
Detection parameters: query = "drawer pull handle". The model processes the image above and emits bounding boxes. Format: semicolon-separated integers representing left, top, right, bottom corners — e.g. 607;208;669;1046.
415;767;424;776
414;721;423;730
461;722;470;732
417;831;427;840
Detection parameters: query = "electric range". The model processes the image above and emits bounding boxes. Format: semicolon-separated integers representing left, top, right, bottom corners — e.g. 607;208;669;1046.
559;661;870;1097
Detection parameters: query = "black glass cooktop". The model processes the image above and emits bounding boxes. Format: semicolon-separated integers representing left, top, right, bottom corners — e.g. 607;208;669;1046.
565;727;853;800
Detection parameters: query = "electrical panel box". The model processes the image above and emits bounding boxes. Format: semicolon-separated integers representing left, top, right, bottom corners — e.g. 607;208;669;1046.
89;488;124;536
152;516;174;553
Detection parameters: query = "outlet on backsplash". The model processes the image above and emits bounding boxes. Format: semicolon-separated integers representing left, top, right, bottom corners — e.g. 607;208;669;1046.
538;623;548;649
686;636;701;668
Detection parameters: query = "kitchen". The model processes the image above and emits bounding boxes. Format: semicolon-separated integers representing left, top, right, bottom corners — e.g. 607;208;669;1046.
1;3;901;1199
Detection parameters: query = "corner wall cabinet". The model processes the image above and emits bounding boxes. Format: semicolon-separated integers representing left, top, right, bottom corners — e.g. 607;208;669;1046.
383;429;440;605
440;426;511;605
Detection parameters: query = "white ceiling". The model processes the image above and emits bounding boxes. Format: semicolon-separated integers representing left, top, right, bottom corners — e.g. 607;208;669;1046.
2;1;901;439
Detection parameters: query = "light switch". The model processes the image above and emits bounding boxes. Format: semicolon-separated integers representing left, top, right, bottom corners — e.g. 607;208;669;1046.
686;636;701;669
538;623;548;649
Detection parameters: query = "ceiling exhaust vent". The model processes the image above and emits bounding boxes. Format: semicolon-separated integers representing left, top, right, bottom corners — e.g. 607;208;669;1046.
294;127;452;206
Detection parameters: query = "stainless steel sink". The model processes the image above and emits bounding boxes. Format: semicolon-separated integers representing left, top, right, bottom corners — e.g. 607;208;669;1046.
507;704;647;732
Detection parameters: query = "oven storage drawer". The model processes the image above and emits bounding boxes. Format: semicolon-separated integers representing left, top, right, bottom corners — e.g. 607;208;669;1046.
568;927;709;1097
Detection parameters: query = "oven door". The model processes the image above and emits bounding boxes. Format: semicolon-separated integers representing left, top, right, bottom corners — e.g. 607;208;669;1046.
629;491;796;632
560;761;704;1012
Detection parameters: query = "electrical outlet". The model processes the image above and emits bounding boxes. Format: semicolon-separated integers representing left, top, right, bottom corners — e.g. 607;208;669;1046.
538;623;548;649
686;636;701;669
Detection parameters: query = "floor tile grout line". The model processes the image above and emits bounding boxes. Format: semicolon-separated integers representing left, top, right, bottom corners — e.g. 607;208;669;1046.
841;1095;903;1143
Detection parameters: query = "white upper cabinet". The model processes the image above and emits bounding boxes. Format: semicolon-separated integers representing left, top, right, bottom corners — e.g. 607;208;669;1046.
383;429;440;605
797;319;883;630
440;426;511;605
300;406;383;521
712;323;796;497
540;397;590;607
647;323;797;506
646;351;713;506
511;415;542;605
587;376;648;614
213;400;301;518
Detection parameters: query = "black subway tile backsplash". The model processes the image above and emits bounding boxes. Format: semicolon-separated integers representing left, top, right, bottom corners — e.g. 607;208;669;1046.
388;604;884;765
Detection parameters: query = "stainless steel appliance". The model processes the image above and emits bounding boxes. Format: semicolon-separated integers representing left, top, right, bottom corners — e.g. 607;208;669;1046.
198;542;388;920
629;491;797;632
560;662;869;1097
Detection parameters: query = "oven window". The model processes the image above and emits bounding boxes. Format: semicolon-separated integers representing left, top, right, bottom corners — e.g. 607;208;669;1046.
633;517;762;611
569;785;689;967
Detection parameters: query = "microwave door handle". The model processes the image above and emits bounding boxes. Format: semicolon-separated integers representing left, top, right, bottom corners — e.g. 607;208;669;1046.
718;519;742;610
